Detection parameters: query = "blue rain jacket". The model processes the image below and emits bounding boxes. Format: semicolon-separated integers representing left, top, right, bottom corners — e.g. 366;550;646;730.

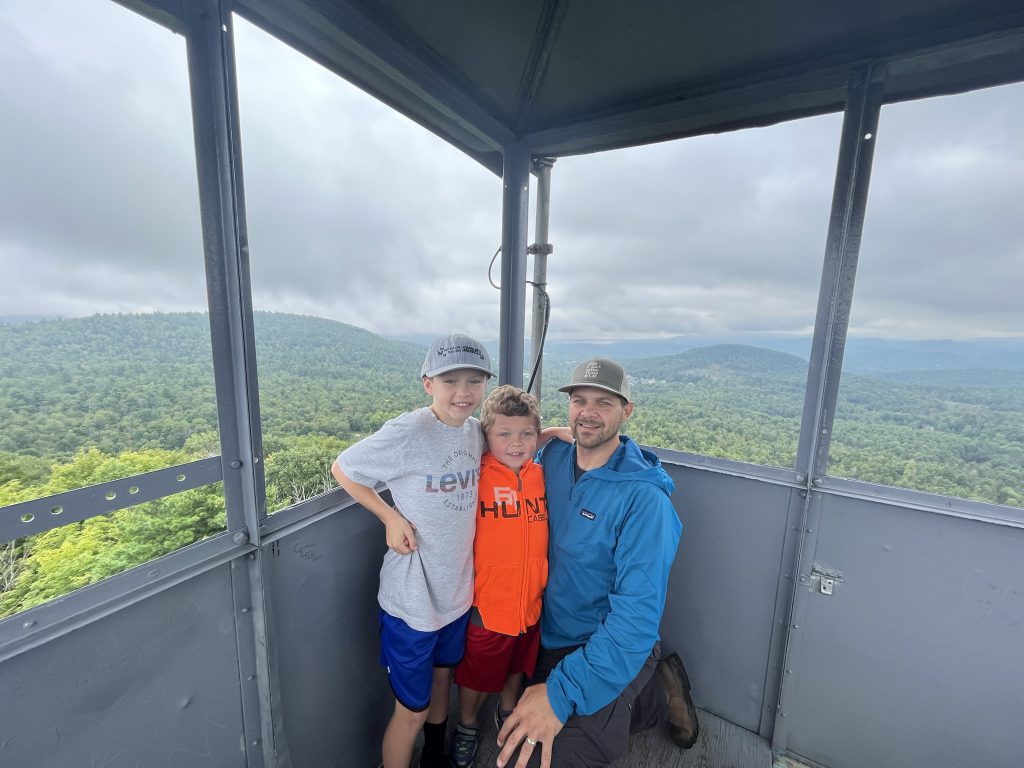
537;435;682;722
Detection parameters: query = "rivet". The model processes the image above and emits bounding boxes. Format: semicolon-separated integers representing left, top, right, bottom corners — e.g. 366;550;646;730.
247;675;256;681
241;607;250;613
792;624;799;629
22;620;36;629
230;460;242;469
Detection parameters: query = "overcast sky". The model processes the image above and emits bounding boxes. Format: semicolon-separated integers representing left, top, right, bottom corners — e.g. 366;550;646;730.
2;0;1022;342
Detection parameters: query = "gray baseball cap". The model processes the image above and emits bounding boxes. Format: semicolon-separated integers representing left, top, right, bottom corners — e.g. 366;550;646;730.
421;334;493;378
558;357;631;402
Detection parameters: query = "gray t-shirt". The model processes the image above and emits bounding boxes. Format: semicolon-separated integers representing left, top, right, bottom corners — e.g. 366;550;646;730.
337;407;483;631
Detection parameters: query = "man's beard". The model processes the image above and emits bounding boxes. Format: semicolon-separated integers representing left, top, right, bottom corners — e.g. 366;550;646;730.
571;418;619;450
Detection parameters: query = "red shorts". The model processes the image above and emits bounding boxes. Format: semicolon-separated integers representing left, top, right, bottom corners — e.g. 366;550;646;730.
454;621;541;693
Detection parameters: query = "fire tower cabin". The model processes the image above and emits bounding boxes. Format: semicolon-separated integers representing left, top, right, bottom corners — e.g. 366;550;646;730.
1;2;1022;768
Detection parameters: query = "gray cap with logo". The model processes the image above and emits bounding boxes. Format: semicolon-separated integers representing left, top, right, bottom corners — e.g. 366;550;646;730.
558;357;631;402
421;334;493;378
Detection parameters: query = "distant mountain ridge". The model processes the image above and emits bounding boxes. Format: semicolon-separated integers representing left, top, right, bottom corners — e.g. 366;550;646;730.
392;333;1024;371
632;344;807;381
2;312;1021;511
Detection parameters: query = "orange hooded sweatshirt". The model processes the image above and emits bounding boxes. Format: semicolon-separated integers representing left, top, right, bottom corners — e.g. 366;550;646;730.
473;451;549;636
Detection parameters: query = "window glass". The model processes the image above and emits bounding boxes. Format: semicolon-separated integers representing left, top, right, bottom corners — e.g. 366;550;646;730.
0;0;224;618
232;16;502;512
830;84;1024;508
541;114;843;468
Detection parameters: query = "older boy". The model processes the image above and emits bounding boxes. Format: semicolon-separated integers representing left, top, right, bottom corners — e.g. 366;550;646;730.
332;334;491;768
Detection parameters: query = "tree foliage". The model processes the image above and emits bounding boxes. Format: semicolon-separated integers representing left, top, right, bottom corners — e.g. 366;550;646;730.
1;314;1021;618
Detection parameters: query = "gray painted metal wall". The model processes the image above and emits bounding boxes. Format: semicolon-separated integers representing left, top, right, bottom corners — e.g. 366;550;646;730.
783;493;1024;768
2;467;1021;768
658;463;797;735
0;564;247;768
262;505;394;768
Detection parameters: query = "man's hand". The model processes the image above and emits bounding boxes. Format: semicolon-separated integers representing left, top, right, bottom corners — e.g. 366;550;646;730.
383;513;417;554
496;684;563;768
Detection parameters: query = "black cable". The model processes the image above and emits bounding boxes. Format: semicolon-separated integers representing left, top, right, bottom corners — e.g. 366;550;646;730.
487;245;552;395
487;246;502;289
525;282;551;396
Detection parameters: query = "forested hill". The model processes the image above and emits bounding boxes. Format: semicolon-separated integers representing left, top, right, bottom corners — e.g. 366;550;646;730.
631;344;808;381
1;313;1021;509
3;314;1019;618
0;312;428;458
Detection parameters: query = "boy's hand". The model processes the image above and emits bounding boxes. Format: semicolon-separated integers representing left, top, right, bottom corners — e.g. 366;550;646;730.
384;513;418;554
538;426;574;447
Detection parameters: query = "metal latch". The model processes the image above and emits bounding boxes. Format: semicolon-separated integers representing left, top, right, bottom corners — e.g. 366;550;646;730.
810;565;844;596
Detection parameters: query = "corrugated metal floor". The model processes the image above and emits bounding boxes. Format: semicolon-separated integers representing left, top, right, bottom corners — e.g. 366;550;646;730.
433;696;772;768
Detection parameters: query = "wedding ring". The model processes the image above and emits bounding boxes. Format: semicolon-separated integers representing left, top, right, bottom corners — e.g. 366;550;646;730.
526;737;537;745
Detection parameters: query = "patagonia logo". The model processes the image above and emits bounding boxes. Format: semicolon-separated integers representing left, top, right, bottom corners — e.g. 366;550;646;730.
580;508;596;520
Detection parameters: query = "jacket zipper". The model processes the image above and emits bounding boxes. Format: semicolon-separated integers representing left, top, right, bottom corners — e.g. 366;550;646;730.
518;472;528;634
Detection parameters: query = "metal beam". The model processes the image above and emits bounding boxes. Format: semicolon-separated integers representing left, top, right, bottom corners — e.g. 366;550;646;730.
522;25;1024;159
773;68;882;756
0;458;222;542
511;0;568;131
528;157;554;396
498;145;531;386
795;71;882;480
184;3;274;765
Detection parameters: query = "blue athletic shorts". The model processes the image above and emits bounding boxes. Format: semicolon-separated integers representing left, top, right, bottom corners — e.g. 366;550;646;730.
379;608;471;711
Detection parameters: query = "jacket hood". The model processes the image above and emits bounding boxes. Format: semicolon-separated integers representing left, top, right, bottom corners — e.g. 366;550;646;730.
585;436;675;496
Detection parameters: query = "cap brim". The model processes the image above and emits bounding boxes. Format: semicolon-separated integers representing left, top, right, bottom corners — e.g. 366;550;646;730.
423;363;493;378
557;383;630;401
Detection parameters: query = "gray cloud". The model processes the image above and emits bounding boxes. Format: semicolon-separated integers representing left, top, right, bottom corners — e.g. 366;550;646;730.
2;1;1021;340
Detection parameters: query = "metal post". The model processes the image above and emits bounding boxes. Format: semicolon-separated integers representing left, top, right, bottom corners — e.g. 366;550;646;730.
183;3;274;766
499;144;531;386
773;68;883;754
528;157;555;397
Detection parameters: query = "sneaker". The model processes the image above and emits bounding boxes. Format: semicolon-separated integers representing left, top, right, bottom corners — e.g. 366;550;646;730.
493;705;512;732
657;652;700;749
450;722;478;768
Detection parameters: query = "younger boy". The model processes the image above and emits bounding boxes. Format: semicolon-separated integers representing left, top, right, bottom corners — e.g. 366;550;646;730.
332;334;491;768
451;385;548;767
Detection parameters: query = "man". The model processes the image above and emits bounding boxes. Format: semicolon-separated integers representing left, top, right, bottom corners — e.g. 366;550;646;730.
497;357;699;768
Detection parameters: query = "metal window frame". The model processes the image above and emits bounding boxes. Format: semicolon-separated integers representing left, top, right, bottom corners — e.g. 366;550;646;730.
772;68;883;754
183;2;274;764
